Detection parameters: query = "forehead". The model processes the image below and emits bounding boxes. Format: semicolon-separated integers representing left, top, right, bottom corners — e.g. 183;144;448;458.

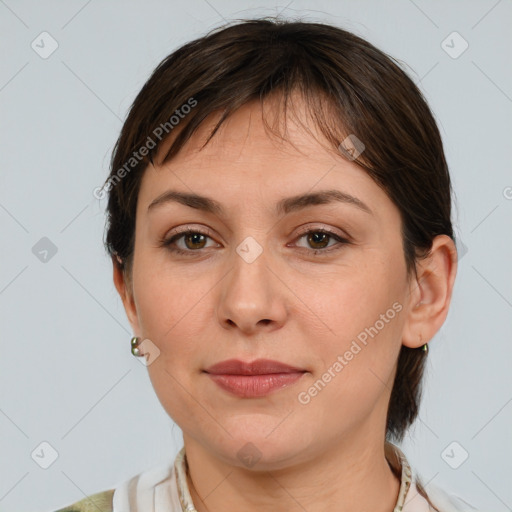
154;91;343;165
148;97;345;178
136;96;396;226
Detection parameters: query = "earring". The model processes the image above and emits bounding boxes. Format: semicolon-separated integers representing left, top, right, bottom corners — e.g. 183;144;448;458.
131;336;143;357
419;334;428;353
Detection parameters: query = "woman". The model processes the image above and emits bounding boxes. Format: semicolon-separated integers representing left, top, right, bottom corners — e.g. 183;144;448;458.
53;17;479;512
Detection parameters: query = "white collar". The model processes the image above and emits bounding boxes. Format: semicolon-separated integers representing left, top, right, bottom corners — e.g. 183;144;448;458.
112;443;478;512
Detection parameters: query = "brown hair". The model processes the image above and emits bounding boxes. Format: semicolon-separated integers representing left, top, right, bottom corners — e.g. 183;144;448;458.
102;17;455;444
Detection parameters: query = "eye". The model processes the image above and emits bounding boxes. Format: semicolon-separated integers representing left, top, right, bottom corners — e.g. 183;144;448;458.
159;226;350;256
159;228;218;255
293;228;350;254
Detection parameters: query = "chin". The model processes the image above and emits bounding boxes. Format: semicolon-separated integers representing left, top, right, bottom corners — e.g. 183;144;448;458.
208;426;312;471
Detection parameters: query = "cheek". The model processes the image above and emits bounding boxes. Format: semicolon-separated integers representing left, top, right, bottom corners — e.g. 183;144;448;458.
293;265;404;391
294;263;401;342
134;266;213;426
294;280;402;435
132;256;208;343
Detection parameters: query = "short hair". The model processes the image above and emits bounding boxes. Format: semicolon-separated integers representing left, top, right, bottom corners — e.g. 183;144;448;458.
102;17;455;445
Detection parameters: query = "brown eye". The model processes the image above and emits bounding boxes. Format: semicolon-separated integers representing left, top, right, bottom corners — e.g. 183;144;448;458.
306;231;331;249
160;228;217;255
183;232;207;250
294;228;350;255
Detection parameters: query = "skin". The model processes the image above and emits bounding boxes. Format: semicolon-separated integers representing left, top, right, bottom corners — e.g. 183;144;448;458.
114;93;457;512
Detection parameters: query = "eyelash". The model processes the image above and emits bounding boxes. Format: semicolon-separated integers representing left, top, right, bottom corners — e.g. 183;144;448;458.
159;227;350;257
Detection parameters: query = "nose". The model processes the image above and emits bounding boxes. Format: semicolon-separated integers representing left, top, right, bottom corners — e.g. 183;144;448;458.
216;245;288;335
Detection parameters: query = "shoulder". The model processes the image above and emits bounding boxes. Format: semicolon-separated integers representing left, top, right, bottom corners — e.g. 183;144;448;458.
427;482;481;512
52;489;115;512
413;479;481;512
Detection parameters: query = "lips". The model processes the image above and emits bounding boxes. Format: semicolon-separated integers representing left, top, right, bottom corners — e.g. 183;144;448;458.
203;359;307;398
204;358;306;375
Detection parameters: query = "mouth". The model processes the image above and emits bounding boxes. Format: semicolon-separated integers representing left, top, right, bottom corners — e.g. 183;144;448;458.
204;358;306;375
203;358;307;398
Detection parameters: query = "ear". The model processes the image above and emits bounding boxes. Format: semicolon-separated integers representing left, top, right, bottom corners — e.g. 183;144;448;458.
401;234;458;349
112;255;140;335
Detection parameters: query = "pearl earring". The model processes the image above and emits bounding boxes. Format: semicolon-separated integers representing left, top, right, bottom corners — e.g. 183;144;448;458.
419;333;428;353
131;336;143;357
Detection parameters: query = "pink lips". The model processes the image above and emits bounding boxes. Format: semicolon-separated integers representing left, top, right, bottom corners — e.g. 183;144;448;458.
204;358;307;398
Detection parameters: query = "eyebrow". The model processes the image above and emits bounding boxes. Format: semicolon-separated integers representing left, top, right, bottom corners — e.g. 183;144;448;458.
147;189;373;216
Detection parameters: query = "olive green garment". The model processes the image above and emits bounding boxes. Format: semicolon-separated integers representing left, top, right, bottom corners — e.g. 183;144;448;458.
53;489;115;512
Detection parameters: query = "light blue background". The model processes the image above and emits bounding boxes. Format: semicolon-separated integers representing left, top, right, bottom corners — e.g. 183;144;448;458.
1;1;511;511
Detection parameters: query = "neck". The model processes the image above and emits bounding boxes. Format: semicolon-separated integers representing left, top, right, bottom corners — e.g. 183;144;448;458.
183;431;401;512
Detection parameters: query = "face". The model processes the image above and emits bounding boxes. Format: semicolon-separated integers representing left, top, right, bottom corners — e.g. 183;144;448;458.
119;95;419;469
